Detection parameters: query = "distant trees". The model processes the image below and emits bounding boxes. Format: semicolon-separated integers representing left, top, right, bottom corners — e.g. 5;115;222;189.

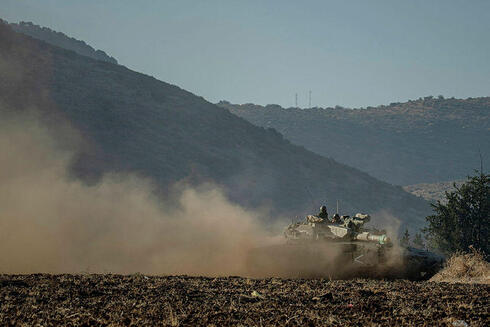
399;229;425;249
412;233;425;249
424;170;489;257
400;229;410;247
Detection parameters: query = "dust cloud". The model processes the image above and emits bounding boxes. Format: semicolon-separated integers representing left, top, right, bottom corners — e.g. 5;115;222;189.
0;112;412;278
0;112;277;275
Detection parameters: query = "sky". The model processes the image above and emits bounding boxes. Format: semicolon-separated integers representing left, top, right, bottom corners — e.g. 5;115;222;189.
2;0;489;108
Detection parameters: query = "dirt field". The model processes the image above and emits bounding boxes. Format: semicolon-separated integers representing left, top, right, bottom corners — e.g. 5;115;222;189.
0;274;488;326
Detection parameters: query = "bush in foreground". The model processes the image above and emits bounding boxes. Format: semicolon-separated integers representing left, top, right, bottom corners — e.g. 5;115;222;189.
430;247;489;284
425;170;489;257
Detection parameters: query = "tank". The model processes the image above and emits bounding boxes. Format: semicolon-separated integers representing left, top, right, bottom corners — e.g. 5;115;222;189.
247;213;444;279
284;213;389;245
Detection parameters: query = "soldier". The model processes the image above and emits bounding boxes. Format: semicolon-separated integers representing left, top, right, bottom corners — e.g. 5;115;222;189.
331;213;341;224
318;205;328;219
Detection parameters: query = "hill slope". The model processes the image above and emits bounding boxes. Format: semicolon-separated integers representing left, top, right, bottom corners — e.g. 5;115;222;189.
219;98;490;186
0;22;430;226
403;180;464;203
8;21;117;64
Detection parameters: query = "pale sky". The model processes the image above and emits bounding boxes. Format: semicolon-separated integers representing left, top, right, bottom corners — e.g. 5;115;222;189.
2;0;489;108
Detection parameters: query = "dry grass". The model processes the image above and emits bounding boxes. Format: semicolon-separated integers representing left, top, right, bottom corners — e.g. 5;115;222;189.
430;248;489;284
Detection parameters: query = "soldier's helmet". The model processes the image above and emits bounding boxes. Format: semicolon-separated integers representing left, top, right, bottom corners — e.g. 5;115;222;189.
333;213;340;220
320;205;327;212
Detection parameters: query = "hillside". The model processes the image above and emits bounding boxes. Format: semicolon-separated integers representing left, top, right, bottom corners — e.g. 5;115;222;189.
0;22;430;227
7;21;117;64
403;180;464;203
219;98;490;186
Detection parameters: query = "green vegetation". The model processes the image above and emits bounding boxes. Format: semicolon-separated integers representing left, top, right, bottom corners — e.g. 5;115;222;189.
220;98;490;185
424;170;489;257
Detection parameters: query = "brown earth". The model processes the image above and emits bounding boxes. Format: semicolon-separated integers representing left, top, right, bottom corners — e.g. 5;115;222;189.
0;274;488;326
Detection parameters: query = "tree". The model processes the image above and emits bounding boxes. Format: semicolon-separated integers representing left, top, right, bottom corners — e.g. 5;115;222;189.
424;170;489;257
412;233;425;249
400;228;410;247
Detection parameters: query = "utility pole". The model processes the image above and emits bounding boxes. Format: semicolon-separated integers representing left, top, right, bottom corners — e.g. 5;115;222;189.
309;90;312;108
295;93;298;108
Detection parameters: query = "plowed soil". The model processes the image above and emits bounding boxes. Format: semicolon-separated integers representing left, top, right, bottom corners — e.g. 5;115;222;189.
0;274;488;326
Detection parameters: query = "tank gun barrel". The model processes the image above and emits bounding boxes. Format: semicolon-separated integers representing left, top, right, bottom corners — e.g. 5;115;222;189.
354;232;390;244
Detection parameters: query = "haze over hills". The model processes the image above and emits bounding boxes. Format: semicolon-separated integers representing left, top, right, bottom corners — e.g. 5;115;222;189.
6;21;117;64
219;98;490;186
0;22;431;228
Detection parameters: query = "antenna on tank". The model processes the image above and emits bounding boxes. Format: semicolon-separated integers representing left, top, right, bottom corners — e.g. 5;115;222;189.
305;186;316;212
336;200;339;214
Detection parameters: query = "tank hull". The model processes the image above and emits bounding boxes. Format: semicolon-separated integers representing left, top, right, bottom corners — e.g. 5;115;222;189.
246;242;444;280
252;214;444;279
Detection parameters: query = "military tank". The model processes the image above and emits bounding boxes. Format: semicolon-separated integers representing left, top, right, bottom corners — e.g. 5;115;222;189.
247;213;444;279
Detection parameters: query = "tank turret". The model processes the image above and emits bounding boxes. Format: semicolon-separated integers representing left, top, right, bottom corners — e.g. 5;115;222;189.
284;213;390;245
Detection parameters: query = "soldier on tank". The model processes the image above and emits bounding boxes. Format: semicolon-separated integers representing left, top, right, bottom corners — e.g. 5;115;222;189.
331;213;341;224
318;205;329;219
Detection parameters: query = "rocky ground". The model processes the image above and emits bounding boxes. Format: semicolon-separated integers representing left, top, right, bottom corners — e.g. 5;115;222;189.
0;274;488;326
